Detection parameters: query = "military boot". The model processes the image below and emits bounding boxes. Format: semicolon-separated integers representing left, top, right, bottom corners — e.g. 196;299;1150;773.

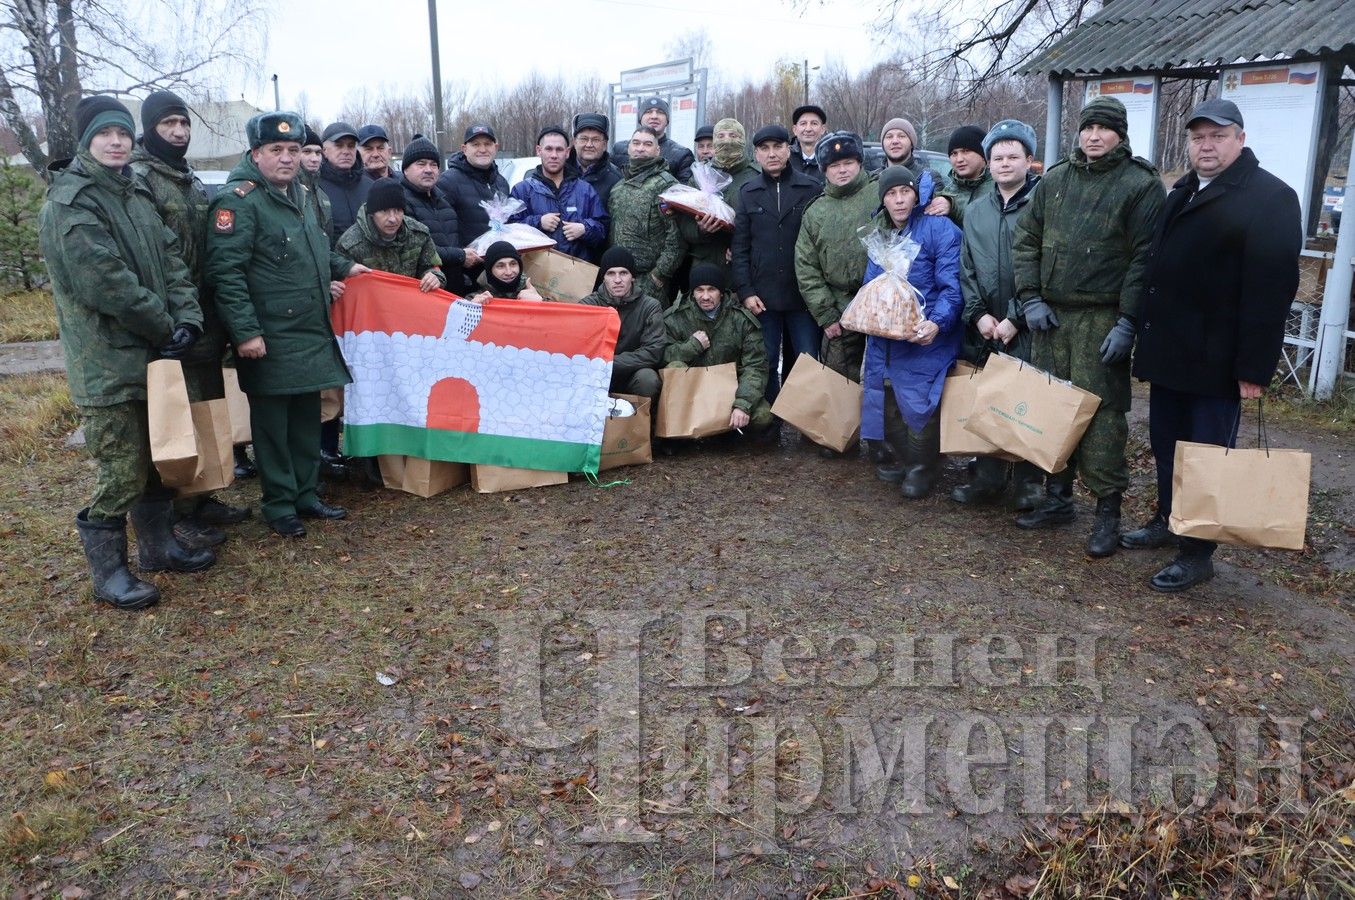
900;418;941;500
75;509;160;610
951;457;1007;504
173;515;226;550
1120;513;1175;549
1086;492;1122;558
130;497;216;573
1149;553;1216;592
1015;478;1075;528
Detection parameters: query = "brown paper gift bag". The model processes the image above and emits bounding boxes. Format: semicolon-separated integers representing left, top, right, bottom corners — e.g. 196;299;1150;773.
379;455;469;498
600;393;652;471
522;249;599;303
222;367;251;444
939;361;1018;459
470;464;569;494
1168;440;1311;551
770;353;862;452
320;388;343;423
147;359;203;487
963;352;1100;474
656;362;738;439
176;400;235;496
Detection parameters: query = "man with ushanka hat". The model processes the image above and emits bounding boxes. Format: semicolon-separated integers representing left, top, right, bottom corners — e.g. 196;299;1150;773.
663;262;773;435
579;246;667;399
673;117;761;273
795;130;877;401
131;89;252;546
206;110;371;538
337;177;445;290
1011;95;1165;557
41;94;215;611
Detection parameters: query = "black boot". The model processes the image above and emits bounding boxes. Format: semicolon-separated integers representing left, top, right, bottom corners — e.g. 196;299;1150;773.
900;418;941;500
173;515;226;549
195;495;251;526
1120;513;1175;549
1086;493;1122;558
1015;478;1075;528
233;445;256;479
1149;553;1216;592
130;497;216;573
75;509;160;610
951;457;1007;504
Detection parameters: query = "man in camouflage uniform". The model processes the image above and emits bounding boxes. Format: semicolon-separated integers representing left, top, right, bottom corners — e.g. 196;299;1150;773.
795;132;876;384
131;89;251;545
608;127;682;300
937;125;992;226
337;177;445;289
206;111;369;538
41;95;216;610
674;117;759;275
663;263;772;434
1012;97;1165;556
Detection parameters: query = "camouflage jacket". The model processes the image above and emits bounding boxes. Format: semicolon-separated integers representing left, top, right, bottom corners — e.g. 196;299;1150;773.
940;168;992;226
607;154;681;279
794;167;879;328
1012;144;1164;317
205;152;352;396
675;158;761;269
662;294;767;413
39;153;201;406
336;205;444;286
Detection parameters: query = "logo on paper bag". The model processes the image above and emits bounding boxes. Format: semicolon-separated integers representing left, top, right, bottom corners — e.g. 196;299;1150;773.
1015;402;1028;417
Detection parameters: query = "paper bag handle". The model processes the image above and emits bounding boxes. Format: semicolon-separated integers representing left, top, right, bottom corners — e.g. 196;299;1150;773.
1224;397;1267;457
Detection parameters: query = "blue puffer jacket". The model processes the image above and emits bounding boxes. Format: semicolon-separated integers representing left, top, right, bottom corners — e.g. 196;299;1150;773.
508;167;610;263
860;170;964;436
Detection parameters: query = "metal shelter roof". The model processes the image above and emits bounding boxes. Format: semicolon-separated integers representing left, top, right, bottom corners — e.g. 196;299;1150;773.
1021;0;1355;77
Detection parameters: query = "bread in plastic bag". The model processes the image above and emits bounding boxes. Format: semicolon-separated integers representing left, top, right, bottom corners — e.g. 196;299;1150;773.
659;162;736;229
469;193;556;255
840;226;925;340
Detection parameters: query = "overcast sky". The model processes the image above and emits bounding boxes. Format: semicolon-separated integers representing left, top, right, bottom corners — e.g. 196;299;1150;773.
249;0;888;123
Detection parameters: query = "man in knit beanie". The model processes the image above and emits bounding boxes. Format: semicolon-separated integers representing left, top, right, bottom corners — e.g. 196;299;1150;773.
337;176;445;292
937;124;992;225
131;89;252;544
40;94;214;610
880;116;948;215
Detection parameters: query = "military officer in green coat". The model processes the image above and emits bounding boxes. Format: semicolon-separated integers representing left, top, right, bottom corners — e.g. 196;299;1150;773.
131;89;251;545
206;111;369;538
41;95;216;611
1011;97;1165;557
663;263;773;435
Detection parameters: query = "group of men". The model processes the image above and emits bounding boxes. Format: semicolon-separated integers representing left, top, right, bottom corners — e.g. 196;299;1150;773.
40;83;1300;613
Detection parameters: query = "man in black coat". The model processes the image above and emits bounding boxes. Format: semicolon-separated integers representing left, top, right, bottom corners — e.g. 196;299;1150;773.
436;123;510;285
730;124;824;405
317;121;371;243
1122;98;1301;592
400;133;465;291
789;104;827;183
569;113;623;209
610;97;695;182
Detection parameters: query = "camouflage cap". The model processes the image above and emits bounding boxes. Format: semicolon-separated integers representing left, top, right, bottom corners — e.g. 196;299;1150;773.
1078;97;1128;140
247;111;305;149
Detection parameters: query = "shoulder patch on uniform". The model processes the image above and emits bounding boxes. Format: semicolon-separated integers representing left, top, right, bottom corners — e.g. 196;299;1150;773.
1129;155;1160;175
213;209;235;233
233;180;257;197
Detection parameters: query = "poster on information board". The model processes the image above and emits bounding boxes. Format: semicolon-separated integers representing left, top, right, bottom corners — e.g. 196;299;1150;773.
1219;62;1323;226
1084;77;1159;160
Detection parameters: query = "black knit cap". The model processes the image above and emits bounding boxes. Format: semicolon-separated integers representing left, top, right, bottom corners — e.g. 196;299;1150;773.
688;262;727;293
595;246;638;287
878;165;917;202
401;133;440;169
75;95;135;150
366;177;405;213
303;124;323;148
483;240;520;271
947;125;986;156
141;90;189;134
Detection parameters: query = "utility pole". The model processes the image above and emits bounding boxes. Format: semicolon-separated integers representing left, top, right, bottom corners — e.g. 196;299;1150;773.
803;59;809;105
271;74;280;111
428;0;447;160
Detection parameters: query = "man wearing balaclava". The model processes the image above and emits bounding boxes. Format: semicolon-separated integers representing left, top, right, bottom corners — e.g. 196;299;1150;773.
1011;96;1165;558
674;117;761;274
131;90;251;545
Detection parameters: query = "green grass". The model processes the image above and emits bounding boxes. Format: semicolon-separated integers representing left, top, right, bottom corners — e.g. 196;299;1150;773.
0;289;57;343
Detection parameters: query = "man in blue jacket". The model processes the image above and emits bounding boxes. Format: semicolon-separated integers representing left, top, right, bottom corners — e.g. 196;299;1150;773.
510;126;608;263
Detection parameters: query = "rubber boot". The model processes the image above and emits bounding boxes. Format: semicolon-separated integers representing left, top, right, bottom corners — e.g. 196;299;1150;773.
1086;492;1122;558
900;418;941;499
1015;476;1075;528
130;497;216;573
75;509;160;610
952;457;1007;504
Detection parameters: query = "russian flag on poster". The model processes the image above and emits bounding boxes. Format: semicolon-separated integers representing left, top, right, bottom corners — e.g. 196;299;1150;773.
331;272;620;475
1289;69;1317;85
1132;82;1154;94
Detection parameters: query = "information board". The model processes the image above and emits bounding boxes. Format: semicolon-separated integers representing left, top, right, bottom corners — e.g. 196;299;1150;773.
1083;77;1160;160
1220;62;1323;226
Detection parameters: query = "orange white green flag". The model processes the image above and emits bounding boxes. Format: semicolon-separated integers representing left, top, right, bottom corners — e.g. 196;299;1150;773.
330;272;619;475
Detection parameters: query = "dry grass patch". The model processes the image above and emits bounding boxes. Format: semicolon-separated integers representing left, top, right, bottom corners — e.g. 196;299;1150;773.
0;290;57;343
0;372;76;463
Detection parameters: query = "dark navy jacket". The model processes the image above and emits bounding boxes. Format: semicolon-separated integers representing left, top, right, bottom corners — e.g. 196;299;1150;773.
402;177;464;290
317;157;371;243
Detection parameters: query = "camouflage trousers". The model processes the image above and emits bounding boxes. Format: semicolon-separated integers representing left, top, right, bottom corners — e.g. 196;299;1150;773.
80;401;169;521
1031;304;1130;498
820;329;866;382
